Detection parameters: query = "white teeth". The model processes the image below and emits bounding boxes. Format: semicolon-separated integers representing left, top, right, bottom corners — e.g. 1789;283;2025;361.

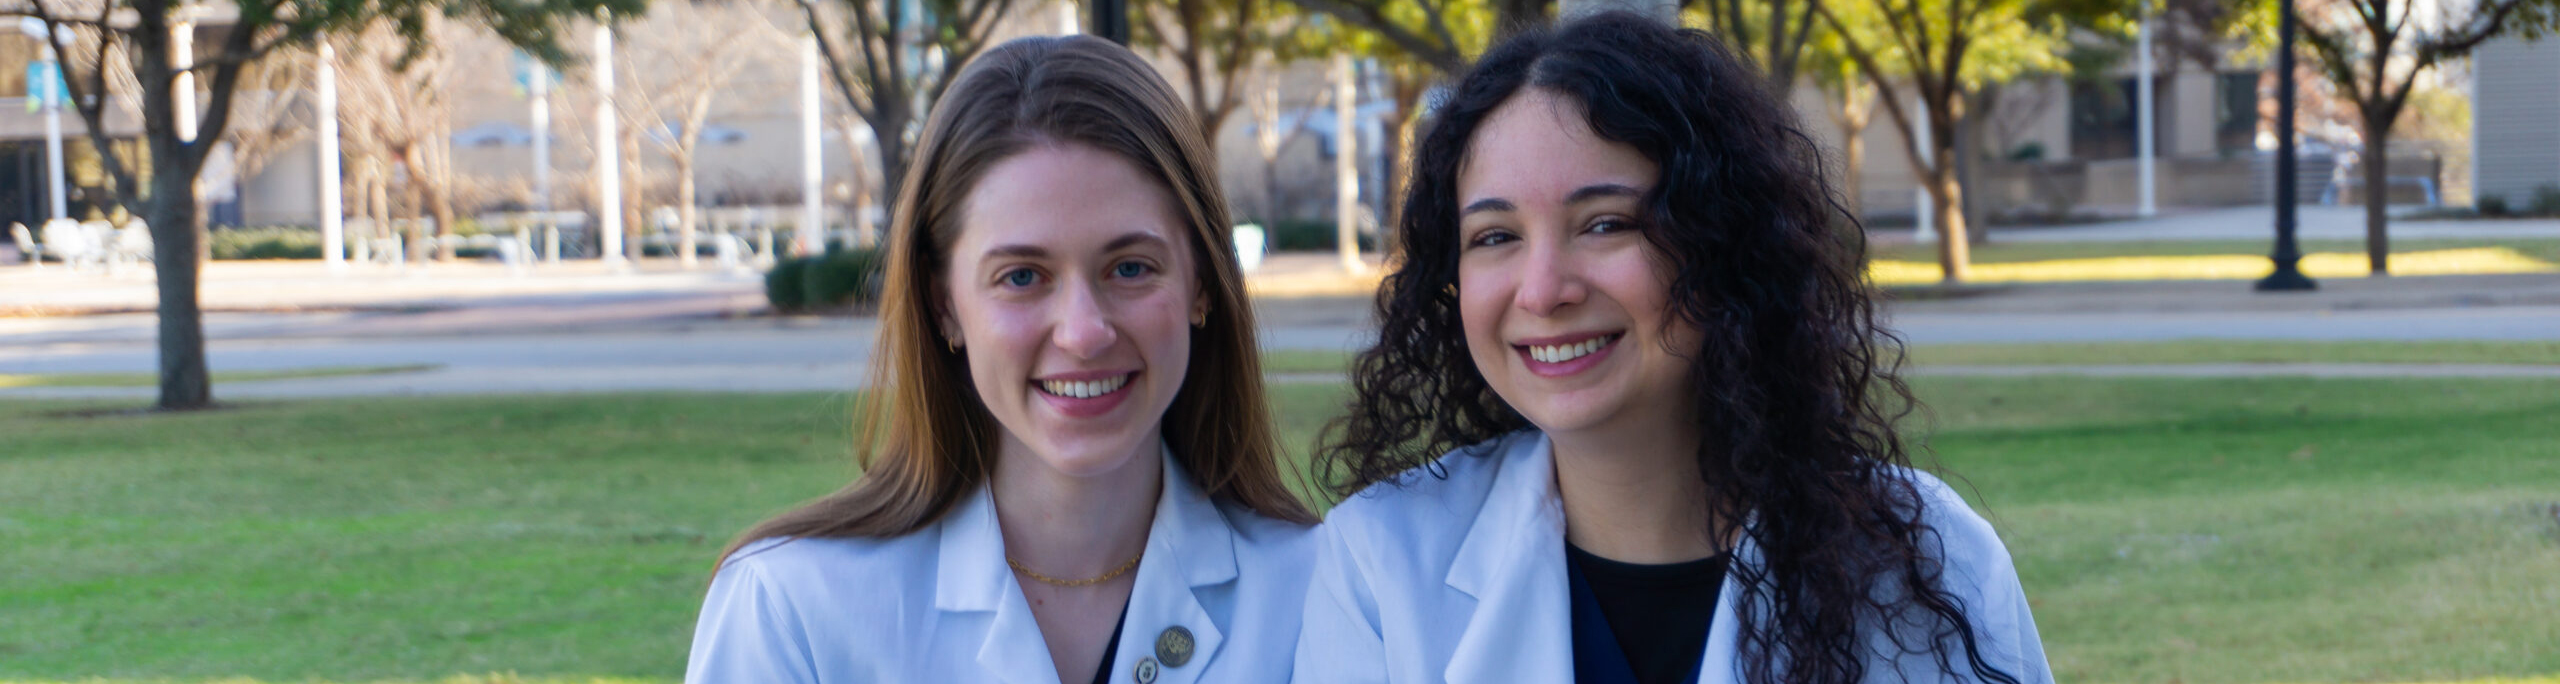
1039;374;1131;399
1527;335;1616;364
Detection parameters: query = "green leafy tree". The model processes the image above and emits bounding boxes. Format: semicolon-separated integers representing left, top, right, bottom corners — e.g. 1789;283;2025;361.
2298;0;2557;274
1132;0;1294;148
1678;0;1825;96
1814;0;2087;282
10;0;641;410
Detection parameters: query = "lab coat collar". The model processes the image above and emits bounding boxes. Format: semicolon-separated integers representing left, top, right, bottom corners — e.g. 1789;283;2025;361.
1441;432;1765;684
933;445;1236;684
1443;433;1576;684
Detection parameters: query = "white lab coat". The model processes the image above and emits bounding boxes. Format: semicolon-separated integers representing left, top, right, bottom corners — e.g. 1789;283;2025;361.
1292;431;2054;684
687;448;1315;684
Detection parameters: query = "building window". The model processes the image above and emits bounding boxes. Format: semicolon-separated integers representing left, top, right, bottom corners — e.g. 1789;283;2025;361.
2069;76;2165;160
2216;71;2262;153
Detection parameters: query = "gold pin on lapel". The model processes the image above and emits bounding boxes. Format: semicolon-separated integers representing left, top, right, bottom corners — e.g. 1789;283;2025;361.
1154;626;1195;668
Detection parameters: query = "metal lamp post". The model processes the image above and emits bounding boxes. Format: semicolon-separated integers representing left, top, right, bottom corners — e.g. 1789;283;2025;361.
1091;0;1128;44
2257;0;2316;291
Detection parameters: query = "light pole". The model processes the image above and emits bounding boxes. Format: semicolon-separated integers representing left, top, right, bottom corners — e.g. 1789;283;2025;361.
20;18;68;221
2257;0;2315;291
595;16;626;269
319;43;344;270
1090;0;1128;44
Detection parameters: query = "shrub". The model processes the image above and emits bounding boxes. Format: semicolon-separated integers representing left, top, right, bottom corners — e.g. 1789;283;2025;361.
2530;185;2560;217
210;226;324;260
2478;194;2509;217
1264;218;1379;252
764;258;812;312
802;247;884;309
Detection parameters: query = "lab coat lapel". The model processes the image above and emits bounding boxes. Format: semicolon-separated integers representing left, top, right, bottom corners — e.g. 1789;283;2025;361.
1443;435;1574;684
935;486;1060;684
1112;448;1232;684
1692;520;1759;684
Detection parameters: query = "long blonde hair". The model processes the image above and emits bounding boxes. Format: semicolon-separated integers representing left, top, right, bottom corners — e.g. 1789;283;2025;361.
722;36;1312;562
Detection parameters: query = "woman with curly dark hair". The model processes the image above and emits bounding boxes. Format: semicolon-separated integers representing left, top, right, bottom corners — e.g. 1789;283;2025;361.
1291;12;2051;684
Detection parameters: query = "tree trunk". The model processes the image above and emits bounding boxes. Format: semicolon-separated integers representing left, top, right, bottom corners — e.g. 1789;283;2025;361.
149;137;211;410
1830;85;1871;226
875;120;912;228
403;159;427;263
2363;118;2391;276
1924;161;1972;282
678;147;699;268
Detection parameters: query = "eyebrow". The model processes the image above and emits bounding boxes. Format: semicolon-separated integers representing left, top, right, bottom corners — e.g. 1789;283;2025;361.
1460;198;1516;216
1564;183;1645;205
981;231;1172;261
1459;183;1644;217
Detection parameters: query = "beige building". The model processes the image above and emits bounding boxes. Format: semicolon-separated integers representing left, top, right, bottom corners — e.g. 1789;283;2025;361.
4;7;2358;238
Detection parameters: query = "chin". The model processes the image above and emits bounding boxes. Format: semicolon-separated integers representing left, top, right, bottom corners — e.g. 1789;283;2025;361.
1029;436;1151;478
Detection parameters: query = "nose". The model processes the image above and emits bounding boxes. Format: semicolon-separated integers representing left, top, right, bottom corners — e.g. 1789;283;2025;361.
1050;276;1118;359
1513;240;1587;316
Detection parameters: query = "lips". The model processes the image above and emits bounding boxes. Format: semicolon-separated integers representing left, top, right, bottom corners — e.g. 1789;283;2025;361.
1031;370;1139;419
1512;332;1623;378
1036;373;1133;399
1524;333;1620;364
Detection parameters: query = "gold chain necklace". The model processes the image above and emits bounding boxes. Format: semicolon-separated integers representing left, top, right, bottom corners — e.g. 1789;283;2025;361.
1007;551;1144;587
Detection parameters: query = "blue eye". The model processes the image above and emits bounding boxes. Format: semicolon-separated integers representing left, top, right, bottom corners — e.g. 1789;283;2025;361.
1113;261;1152;278
1001;269;1039;288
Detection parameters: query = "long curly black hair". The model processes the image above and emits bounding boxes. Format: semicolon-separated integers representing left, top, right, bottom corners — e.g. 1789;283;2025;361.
1316;12;2017;684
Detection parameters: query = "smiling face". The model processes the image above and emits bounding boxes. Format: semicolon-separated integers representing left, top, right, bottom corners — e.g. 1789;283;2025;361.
941;142;1206;479
1455;88;1701;440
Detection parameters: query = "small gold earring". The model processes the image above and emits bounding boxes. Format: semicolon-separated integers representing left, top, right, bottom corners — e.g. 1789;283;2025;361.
1191;313;1207;328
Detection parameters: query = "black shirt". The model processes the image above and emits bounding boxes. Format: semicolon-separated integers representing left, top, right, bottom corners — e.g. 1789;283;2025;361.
1567;542;1731;684
1091;602;1129;684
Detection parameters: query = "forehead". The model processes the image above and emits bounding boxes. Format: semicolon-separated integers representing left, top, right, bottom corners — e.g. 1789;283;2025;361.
950;142;1188;257
1457;89;1659;207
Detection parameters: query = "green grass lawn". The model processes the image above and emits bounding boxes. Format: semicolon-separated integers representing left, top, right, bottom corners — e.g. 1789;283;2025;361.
1262;340;2560;375
0;365;438;388
5;376;2556;683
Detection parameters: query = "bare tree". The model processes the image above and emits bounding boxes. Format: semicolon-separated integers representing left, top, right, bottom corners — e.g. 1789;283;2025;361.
1133;0;1281;147
799;0;1016;215
618;0;792;267
5;0;633;409
2299;0;2555;275
330;19;462;261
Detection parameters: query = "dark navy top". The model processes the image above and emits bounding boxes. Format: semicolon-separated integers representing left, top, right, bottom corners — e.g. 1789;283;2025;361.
1567;543;1730;684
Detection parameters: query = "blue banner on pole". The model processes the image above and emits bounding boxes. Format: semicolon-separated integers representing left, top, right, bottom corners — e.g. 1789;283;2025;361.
24;61;66;112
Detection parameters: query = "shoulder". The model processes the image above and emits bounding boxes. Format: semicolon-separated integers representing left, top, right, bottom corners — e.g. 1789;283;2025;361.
707;534;939;629
1325;432;1529;527
1219;501;1319;561
1880;466;2013;569
719;534;937;590
1318;431;1536;564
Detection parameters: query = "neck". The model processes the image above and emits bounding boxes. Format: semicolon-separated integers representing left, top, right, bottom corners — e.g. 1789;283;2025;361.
990;436;1163;580
1549;418;1721;564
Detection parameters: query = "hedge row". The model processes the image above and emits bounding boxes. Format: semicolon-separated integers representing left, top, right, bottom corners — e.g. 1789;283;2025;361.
766;247;885;313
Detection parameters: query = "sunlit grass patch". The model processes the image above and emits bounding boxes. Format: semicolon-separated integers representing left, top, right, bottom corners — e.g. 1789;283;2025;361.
1869;246;2556;285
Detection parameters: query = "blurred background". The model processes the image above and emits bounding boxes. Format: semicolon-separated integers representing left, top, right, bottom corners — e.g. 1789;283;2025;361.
1;0;2556;681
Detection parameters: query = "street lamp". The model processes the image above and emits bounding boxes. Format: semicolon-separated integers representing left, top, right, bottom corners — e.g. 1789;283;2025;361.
2257;0;2316;292
1091;0;1129;44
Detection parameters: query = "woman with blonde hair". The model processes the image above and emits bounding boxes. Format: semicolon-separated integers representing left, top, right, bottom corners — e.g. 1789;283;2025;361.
687;35;1315;684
